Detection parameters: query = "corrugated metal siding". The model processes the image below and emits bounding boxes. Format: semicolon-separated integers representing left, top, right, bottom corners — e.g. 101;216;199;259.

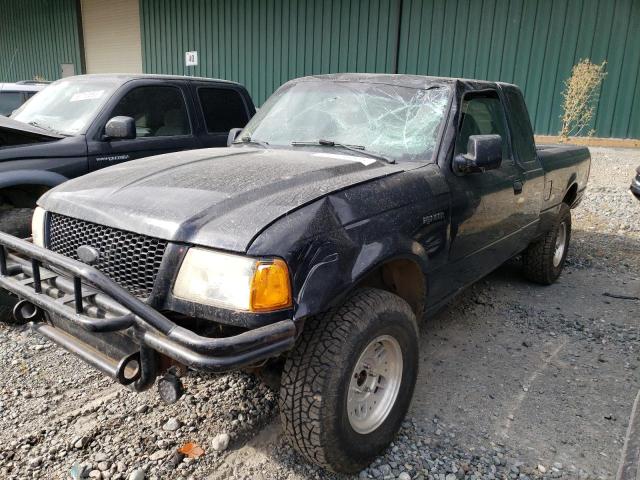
139;0;639;138
398;0;640;139
140;0;401;105
0;0;83;82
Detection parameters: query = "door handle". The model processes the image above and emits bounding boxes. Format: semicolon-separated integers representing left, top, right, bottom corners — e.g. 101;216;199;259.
513;180;523;195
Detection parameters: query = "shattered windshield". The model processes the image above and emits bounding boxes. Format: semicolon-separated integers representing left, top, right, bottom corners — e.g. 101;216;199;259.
11;77;121;136
240;81;450;162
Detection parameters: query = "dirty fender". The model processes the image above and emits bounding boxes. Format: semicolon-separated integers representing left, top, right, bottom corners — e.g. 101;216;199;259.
247;167;448;321
0;169;69;189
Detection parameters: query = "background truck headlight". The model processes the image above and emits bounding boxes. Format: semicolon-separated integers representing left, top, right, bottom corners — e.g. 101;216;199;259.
173;248;292;312
31;207;46;247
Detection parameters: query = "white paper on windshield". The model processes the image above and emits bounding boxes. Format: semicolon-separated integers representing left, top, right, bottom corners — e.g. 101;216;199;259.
70;90;105;102
311;152;376;166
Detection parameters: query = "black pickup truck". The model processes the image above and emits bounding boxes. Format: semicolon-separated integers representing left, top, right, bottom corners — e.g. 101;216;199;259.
0;74;590;473
0;74;255;237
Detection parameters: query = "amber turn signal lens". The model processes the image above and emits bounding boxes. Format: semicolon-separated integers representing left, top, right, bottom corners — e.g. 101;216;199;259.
249;259;292;312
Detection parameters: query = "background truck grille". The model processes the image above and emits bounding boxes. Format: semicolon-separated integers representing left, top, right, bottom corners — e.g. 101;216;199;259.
48;213;168;298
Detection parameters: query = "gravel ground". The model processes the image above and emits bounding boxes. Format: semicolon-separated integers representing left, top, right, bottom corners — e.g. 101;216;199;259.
0;147;638;480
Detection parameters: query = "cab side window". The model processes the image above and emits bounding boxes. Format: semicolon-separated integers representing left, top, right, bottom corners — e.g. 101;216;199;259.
455;92;510;159
0;92;23;116
198;87;249;133
110;86;191;138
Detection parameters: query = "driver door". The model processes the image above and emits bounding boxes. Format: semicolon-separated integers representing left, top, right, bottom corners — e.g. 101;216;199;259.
446;90;526;284
86;82;200;171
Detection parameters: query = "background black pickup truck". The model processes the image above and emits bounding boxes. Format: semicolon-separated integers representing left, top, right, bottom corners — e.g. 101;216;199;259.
0;74;590;473
0;74;255;236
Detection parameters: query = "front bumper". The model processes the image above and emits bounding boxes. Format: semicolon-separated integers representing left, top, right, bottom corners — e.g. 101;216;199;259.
0;232;298;391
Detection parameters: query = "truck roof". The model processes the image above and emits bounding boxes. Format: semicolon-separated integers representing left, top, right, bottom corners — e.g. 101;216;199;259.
290;73;517;90
0;82;48;92
62;73;243;86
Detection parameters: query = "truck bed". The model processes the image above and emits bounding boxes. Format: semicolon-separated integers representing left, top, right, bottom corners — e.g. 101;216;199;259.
536;143;591;211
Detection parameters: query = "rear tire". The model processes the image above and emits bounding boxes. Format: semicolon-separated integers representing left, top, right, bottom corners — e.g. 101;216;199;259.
522;203;571;285
279;288;419;473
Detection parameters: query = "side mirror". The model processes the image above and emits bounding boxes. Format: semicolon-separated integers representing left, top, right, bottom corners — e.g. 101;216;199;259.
454;134;502;174
104;116;136;140
227;128;243;146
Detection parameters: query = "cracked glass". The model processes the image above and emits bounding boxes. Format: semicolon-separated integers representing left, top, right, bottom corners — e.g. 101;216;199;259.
241;80;451;162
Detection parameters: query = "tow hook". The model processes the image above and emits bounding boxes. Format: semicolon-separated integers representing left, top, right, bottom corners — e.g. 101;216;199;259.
157;368;184;404
13;299;43;324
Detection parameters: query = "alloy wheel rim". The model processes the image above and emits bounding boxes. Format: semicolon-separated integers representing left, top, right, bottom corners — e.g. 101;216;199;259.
347;335;403;434
553;222;567;267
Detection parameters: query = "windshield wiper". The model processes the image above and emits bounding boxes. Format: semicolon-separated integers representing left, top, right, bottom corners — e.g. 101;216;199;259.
27;120;67;136
291;139;395;164
233;135;269;148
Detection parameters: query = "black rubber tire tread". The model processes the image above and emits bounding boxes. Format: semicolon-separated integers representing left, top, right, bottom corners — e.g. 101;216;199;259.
279;287;418;473
0;291;17;324
0;203;32;321
0;206;33;238
522;203;571;285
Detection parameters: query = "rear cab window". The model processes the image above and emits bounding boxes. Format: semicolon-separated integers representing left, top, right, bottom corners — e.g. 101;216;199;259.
197;87;249;133
502;86;538;166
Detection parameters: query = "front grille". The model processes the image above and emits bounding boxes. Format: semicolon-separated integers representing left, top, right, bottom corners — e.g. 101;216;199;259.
48;213;168;298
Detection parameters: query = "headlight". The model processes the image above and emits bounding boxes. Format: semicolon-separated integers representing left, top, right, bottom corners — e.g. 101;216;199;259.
173;248;292;312
31;207;46;247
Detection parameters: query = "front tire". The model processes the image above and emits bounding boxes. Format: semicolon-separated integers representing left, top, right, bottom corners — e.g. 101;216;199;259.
0;206;33;238
279;288;419;473
0;203;31;323
522;203;571;285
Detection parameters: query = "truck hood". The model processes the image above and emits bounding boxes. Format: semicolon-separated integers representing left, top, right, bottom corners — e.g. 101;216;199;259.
40;147;406;252
0;115;64;147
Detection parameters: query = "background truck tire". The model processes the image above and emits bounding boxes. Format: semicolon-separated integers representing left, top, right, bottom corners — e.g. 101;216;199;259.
0;207;34;238
0;200;34;323
0;292;17;323
522;203;572;285
279;288;419;473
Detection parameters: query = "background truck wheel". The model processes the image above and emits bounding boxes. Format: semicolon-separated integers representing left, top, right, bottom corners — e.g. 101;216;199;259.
279;288;419;473
522;203;572;285
0;292;17;323
0;199;35;323
0;205;34;238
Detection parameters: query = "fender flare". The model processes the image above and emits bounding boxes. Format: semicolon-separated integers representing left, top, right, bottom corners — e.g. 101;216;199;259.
294;236;430;320
0;170;69;190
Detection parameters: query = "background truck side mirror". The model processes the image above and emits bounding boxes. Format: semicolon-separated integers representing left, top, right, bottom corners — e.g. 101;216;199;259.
454;134;502;174
104;116;136;140
227;128;243;146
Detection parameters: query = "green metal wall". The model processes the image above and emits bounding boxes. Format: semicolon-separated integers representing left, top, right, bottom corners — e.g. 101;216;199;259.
0;0;83;82
398;0;640;139
1;0;635;136
140;0;640;139
140;0;401;105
